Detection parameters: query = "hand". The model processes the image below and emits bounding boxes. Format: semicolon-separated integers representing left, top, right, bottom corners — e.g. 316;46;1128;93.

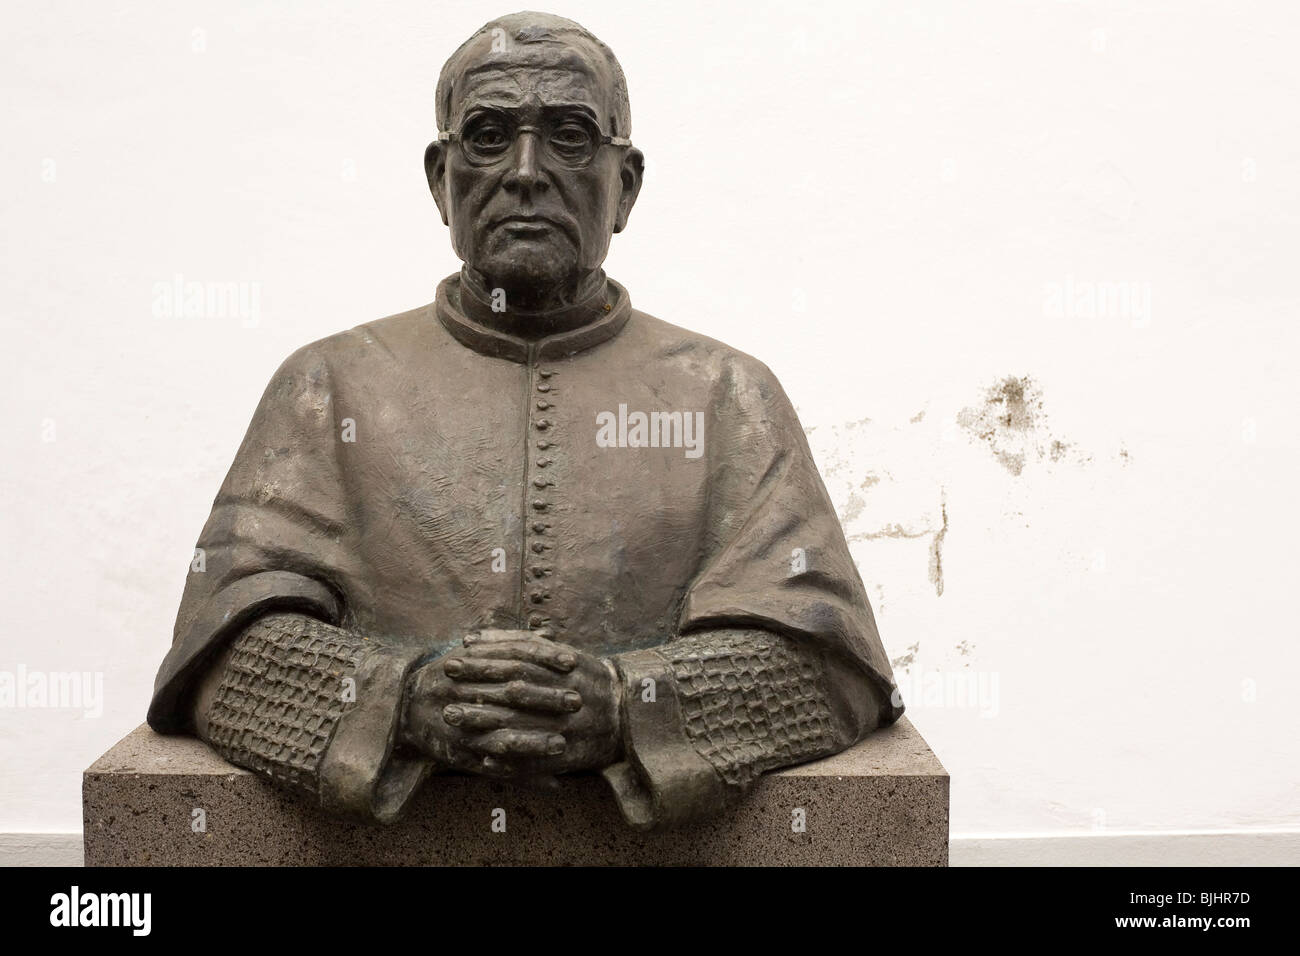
401;630;623;779
400;634;573;779
447;630;625;774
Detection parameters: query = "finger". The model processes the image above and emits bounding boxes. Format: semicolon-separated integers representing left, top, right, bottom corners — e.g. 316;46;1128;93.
442;703;524;731
458;640;578;674
447;679;582;713
464;629;537;644
476;755;517;778
465;729;566;758
442;703;569;733
443;657;557;684
474;755;557;779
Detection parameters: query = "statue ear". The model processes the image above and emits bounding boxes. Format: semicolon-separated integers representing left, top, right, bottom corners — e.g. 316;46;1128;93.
613;147;644;234
424;140;449;225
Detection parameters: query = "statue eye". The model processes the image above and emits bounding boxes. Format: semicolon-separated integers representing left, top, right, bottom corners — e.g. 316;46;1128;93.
550;123;594;154
467;123;510;153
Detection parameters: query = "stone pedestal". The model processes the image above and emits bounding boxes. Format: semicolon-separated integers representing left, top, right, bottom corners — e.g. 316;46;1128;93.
84;717;947;866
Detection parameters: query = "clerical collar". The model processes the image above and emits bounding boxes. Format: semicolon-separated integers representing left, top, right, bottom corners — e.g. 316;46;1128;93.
434;270;632;363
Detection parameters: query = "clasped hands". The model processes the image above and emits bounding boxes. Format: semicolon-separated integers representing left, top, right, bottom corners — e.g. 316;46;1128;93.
400;629;624;780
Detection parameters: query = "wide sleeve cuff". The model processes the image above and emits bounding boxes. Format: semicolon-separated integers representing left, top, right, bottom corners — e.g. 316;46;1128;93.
600;648;727;830
318;642;433;824
204;614;432;825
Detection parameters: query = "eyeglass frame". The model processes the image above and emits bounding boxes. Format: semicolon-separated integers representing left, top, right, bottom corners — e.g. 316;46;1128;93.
437;116;633;168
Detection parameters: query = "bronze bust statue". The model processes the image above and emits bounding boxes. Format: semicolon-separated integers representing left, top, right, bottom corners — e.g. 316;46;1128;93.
146;11;904;829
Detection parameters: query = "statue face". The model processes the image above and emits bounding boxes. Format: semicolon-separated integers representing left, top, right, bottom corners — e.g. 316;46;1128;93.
426;36;643;306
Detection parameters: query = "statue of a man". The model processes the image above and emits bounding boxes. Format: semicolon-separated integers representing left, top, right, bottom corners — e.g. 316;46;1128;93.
147;11;904;829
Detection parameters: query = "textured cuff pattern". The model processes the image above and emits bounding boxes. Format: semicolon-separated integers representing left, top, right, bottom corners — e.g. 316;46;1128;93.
662;630;840;787
206;613;430;822
603;629;843;829
208;614;362;798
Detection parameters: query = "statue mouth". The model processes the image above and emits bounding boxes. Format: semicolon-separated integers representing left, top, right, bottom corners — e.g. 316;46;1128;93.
490;214;574;242
503;220;554;236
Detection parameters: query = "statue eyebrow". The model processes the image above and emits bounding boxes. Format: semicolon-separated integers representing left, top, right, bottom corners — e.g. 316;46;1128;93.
461;102;601;125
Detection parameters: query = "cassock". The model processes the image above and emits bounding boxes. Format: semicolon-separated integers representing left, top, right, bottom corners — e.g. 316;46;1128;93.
147;270;904;827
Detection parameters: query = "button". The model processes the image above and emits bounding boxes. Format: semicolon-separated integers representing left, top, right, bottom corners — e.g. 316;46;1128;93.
526;369;560;626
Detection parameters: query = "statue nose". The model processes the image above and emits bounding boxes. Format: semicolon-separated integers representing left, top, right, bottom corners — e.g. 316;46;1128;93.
504;130;546;191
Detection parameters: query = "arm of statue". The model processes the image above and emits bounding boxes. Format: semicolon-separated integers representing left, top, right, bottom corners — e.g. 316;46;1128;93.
601;627;886;829
187;612;433;824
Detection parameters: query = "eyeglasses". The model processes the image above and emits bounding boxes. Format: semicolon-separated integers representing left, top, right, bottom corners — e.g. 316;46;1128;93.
439;110;632;169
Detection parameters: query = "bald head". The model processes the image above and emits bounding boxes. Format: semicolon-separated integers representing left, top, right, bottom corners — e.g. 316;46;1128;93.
436;12;631;138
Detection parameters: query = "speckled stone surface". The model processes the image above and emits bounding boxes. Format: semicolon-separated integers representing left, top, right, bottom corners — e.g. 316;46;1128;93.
84;717;948;866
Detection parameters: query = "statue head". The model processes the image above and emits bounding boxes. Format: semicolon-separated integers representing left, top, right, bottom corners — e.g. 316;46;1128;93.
425;12;645;311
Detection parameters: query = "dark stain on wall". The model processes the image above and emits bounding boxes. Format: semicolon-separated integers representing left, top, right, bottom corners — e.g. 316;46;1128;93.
956;375;1090;475
928;490;948;596
891;641;920;670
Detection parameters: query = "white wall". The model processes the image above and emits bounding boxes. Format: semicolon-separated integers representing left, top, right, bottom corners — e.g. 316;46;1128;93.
2;0;1297;841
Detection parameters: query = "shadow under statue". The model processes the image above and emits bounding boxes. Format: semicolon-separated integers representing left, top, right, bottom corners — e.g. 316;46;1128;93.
146;11;904;829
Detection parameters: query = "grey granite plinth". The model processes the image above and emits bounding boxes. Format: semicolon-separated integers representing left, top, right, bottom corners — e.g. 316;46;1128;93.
84;718;947;866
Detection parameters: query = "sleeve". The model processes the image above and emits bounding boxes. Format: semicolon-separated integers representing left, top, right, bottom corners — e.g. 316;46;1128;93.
600;356;902;829
147;342;371;732
200;613;431;824
601;628;882;829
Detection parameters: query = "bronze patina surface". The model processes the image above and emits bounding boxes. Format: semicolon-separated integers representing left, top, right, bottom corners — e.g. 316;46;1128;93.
147;11;904;829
